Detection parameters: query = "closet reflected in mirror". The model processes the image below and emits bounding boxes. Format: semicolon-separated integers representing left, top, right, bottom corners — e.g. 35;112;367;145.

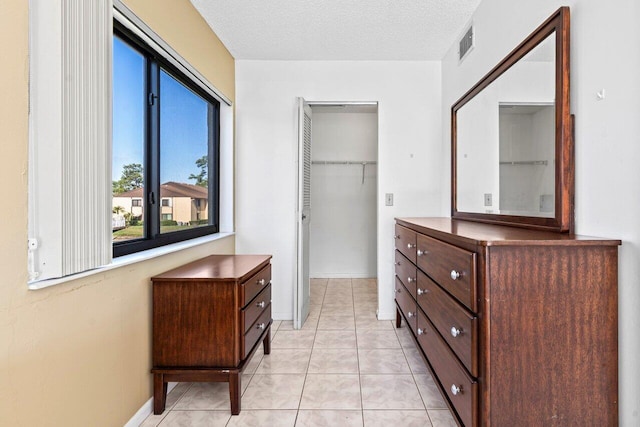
499;102;554;216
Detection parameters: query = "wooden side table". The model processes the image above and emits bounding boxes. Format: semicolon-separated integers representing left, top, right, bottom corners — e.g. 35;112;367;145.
151;254;273;415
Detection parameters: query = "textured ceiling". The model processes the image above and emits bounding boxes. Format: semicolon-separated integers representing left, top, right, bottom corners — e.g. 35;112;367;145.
190;0;482;60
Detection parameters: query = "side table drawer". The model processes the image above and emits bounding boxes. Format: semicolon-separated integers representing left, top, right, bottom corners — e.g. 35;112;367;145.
417;271;477;376
242;264;271;306
416;234;477;311
243;305;271;359
395;250;417;298
242;285;272;334
395;277;417;333
417;311;477;427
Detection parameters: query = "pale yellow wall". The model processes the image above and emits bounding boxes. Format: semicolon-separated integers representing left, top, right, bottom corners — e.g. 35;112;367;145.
0;1;235;426
123;0;235;101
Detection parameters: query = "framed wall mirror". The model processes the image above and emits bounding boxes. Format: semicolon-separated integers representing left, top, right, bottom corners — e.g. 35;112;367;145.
452;7;573;232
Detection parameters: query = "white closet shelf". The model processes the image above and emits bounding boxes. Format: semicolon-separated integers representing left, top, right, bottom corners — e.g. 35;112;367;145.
311;160;377;165
311;161;377;183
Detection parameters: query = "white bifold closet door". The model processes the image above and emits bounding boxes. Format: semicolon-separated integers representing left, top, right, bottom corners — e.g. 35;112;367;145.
294;98;312;329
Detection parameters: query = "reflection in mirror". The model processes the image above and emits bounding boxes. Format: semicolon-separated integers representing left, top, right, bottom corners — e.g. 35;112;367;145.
499;103;554;215
456;32;556;218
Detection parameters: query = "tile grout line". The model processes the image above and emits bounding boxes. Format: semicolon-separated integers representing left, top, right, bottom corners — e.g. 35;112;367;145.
351;278;367;426
293;278;325;425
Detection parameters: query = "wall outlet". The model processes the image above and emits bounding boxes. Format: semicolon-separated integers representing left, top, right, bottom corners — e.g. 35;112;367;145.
385;193;394;206
484;193;492;206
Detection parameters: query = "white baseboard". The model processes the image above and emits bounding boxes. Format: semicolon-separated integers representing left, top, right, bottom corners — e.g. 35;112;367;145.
376;309;396;321
310;273;375;279
273;311;293;321
124;382;177;427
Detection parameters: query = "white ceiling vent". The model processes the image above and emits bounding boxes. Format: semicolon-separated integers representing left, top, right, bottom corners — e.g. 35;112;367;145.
459;24;474;62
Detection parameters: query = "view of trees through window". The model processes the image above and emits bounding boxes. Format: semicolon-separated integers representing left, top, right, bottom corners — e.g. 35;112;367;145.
112;28;219;255
112;34;145;242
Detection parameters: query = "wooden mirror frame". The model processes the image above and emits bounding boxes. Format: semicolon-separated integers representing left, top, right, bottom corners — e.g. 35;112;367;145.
452;7;573;233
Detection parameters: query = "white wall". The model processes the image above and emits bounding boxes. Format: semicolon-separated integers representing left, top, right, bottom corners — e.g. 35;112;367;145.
499;106;555;214
441;1;640;424
236;61;442;320
310;110;378;278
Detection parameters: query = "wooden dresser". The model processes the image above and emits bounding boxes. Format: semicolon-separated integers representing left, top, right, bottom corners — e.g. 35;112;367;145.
151;254;272;415
394;218;619;426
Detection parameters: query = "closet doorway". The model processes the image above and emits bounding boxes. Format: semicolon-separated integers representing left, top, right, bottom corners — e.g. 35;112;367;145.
295;100;379;329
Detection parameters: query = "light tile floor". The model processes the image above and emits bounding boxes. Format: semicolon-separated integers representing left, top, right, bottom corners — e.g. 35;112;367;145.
141;278;457;426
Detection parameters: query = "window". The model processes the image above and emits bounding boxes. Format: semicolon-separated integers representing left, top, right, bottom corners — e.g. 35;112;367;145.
112;24;220;257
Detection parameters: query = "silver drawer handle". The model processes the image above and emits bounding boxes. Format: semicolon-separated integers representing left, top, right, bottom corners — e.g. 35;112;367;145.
417;328;424;335
407;243;416;249
395;261;401;266
256;323;266;330
407;277;416;283
395;288;401;293
417;288;425;296
394;234;401;239
407;311;414;318
417;249;427;256
451;384;462;396
257;278;266;286
450;326;463;338
256;301;266;308
450;270;461;280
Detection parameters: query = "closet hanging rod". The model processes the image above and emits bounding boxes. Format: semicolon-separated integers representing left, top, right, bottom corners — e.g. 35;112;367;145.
499;160;548;166
311;160;377;165
311;160;377;184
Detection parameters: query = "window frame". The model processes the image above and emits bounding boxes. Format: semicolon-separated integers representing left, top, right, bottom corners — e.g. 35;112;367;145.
112;23;220;258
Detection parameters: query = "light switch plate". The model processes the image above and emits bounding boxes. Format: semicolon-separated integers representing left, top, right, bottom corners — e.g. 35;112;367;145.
385;193;394;206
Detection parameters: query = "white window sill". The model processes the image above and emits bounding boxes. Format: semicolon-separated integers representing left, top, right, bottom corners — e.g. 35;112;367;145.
28;232;235;290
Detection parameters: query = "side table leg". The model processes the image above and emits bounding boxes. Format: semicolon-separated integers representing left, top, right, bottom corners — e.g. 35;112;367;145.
153;373;167;415
229;370;241;415
263;326;272;355
395;308;402;328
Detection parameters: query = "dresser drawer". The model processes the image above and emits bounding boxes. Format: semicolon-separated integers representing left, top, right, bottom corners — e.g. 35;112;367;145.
243;304;271;359
416;234;477;311
395;224;417;263
395;250;417;298
242;285;272;334
242;264;271;306
417;271;477;376
395;277;417;333
417;311;477;427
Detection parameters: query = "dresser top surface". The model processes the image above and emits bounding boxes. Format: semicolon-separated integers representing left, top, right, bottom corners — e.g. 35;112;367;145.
397;217;621;247
152;254;272;282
